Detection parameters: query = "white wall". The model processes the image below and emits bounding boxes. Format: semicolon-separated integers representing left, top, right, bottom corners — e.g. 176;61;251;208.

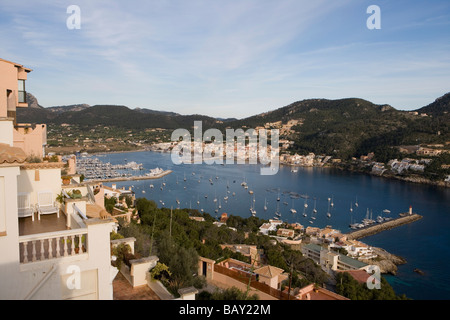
17;167;61;207
0;119;14;145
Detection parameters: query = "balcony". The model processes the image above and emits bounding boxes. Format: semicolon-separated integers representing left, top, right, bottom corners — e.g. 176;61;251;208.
18;205;88;265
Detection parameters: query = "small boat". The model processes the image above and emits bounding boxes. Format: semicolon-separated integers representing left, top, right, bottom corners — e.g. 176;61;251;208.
290;208;297;214
150;184;154;188
383;209;391;214
327;212;331;218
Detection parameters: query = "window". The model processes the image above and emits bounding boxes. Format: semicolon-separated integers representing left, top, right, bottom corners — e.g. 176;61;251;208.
18;80;26;103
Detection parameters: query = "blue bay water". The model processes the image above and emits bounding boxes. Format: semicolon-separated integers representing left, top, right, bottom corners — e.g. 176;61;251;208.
94;150;450;300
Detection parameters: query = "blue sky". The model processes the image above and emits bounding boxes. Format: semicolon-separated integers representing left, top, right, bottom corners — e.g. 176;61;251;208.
1;0;449;118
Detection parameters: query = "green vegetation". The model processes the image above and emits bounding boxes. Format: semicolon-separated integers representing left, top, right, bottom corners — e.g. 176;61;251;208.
335;272;409;300
197;287;259;300
115;197;329;296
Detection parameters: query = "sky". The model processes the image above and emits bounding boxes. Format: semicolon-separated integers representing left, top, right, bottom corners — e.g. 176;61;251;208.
0;0;449;119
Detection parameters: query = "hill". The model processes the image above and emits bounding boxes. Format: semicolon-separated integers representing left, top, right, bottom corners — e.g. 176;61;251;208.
16;92;450;161
223;96;449;160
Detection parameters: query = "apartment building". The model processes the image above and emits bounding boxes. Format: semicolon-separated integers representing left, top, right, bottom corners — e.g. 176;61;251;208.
0;58;117;300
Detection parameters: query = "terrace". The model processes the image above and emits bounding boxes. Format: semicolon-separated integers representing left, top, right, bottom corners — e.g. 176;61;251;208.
17;181;109;266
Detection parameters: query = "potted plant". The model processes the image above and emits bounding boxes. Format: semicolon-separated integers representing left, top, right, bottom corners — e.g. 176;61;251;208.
72;189;82;199
62;176;71;185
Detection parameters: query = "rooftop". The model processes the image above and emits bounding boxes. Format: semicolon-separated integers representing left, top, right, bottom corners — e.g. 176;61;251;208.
112;272;160;300
0;143;27;164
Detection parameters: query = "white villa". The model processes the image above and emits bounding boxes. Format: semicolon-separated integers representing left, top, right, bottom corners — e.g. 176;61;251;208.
0;58;118;300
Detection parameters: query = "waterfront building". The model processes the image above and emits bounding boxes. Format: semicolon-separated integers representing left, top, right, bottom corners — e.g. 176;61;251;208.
301;243;369;275
0;59;118;300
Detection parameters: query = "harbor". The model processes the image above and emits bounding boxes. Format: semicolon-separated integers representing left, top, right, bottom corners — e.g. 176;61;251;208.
76;156;172;183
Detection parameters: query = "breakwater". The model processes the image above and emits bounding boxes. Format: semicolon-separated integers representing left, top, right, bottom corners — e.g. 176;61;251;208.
346;213;423;240
89;170;172;183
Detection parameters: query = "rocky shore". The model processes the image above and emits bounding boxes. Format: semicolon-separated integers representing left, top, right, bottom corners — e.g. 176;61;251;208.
360;246;407;275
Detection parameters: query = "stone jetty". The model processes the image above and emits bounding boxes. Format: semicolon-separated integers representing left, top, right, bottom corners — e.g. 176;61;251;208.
346;213;423;241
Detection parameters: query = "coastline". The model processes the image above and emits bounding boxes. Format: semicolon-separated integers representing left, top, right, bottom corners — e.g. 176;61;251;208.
82;149;449;189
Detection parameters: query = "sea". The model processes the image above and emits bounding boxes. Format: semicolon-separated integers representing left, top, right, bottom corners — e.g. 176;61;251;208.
89;150;450;300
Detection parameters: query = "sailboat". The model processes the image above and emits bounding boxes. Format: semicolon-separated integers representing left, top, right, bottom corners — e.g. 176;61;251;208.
350;202;353;213
355;196;359;208
313;198;317;214
275;202;281;218
290;199;297;214
326;198;331;218
264;198;268;211
330;195;334;207
250;197;256;216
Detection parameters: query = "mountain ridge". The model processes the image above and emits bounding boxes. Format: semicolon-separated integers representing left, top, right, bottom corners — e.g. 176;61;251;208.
17;91;449;161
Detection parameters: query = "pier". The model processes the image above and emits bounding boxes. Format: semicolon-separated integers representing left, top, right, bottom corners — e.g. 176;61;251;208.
89;170;173;183
346;213;423;240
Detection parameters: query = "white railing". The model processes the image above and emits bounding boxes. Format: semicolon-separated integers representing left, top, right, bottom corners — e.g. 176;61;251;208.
19;228;88;264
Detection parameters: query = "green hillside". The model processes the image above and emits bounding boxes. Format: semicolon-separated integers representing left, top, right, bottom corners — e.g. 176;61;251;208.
16;93;450;161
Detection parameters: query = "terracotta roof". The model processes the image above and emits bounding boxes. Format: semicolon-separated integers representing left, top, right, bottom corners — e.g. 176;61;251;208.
254;265;284;278
86;203;112;219
0;143;27;164
20;162;65;169
336;270;371;284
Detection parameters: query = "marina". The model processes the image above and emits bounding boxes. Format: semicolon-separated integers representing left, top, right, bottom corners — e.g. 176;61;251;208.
76;156;171;182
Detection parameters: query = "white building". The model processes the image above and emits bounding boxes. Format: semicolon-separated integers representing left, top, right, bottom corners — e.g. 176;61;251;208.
0;59;118;300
